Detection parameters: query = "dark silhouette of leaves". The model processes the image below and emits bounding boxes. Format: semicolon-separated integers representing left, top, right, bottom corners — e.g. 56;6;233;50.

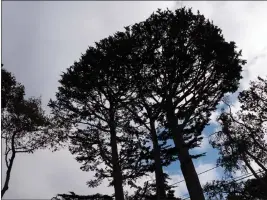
1;65;54;197
206;76;267;199
49;7;245;200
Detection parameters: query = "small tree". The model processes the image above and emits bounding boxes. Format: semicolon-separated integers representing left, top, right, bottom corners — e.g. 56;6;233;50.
1;66;53;197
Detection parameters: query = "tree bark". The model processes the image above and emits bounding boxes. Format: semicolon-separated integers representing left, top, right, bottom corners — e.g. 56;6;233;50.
109;111;125;200
2;151;15;198
2;133;16;198
167;111;205;200
150;120;166;200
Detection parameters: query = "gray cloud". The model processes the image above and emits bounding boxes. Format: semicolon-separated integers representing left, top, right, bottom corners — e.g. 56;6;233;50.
2;1;267;199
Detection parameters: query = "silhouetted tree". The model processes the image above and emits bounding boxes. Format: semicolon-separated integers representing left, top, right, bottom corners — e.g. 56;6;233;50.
210;79;267;177
122;93;177;200
204;174;267;200
51;186;182;200
240;174;267;200
205;76;267;199
50;7;245;200
1;66;54;197
125;180;181;200
52;192;113;200
51;180;181;200
212;109;267;180
49;31;152;200
124;8;245;200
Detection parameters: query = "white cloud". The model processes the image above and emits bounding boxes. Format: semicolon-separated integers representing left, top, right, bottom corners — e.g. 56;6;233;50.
2;149;114;199
209;110;220;125
199;138;210;151
197;163;220;184
230;100;242;115
168;174;187;198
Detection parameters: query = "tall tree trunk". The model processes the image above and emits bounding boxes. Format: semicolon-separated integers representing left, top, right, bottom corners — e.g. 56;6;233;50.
110;113;125;200
167;111;205;200
150;120;166;200
2;133;16;198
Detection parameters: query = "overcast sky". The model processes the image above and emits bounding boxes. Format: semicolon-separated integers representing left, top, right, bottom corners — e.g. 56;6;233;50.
2;1;267;199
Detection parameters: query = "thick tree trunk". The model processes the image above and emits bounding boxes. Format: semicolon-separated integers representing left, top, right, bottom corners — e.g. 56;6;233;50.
167;111;205;200
2;150;15;197
150;120;166;200
110;115;125;200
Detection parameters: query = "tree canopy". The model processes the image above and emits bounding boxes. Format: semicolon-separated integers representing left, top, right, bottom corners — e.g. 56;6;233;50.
49;7;246;200
1;65;54;197
124;7;245;199
204;76;267;199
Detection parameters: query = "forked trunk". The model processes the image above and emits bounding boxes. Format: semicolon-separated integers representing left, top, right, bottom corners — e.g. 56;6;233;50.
167;111;205;200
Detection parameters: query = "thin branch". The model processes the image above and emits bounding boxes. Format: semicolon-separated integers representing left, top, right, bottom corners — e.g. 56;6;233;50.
4;148;11;168
224;101;267;153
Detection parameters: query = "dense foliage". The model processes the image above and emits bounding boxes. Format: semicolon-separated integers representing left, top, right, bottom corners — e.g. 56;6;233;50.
1;66;53;197
49;7;245;200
